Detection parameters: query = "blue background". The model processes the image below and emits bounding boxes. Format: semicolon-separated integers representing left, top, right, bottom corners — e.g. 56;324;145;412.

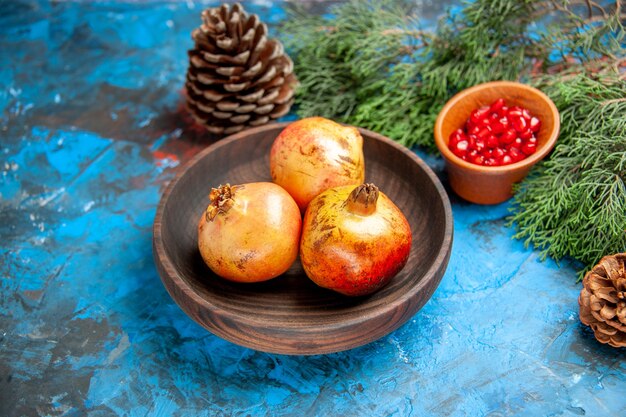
1;1;624;416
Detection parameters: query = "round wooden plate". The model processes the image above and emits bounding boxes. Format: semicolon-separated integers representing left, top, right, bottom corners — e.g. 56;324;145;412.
153;123;453;355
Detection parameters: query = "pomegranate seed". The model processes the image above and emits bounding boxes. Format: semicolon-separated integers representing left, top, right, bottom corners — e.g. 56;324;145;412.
467;134;476;149
519;129;533;140
490;98;506;113
527;136;537;145
521;108;532;121
452;128;466;141
472;154;485;165
486;135;499;149
492;147;505;159
497;106;509;118
500;129;517;145
509;147;523;161
521;143;537;155
474;138;486;152
490;122;504;135
451;148;464;158
490;117;509;134
484;157;498;166
477;127;491;139
451;141;468;158
529;117;541;132
508;106;523;118
501;155;513;165
512;116;528;133
468;124;481;135
470;106;490;125
513;137;523;147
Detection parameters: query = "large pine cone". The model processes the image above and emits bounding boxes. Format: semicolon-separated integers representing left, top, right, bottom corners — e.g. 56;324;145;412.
578;253;626;348
185;3;297;135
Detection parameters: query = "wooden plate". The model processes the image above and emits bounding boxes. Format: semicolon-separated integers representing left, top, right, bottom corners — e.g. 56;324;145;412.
153;123;453;355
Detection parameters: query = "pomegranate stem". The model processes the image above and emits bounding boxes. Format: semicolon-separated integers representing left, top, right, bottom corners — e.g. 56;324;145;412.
345;183;379;216
205;183;240;221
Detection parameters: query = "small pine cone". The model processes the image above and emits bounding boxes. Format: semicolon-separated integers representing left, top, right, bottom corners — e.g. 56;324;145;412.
578;253;626;348
185;3;297;135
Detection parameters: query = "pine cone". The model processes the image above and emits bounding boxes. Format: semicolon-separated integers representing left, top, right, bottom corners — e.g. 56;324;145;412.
185;3;297;135
578;253;626;348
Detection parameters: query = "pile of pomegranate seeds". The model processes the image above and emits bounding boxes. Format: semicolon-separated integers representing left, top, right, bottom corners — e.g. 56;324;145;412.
448;98;541;166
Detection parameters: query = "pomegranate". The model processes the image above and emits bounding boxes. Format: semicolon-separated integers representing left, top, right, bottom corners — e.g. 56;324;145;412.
197;182;301;283
300;183;412;296
270;117;365;212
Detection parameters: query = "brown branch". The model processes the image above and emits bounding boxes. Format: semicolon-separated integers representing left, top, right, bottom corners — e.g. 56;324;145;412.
585;0;594;18
316;26;431;41
316;26;336;33
589;0;608;18
548;0;611;20
572;0;609;17
528;1;555;20
380;28;431;40
601;97;626;106
615;56;626;75
588;13;626;22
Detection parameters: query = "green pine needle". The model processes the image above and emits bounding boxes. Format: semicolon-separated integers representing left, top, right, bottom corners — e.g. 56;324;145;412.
511;74;626;277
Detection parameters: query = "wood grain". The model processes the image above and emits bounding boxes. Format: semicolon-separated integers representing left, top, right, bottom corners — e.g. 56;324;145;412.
153;122;453;355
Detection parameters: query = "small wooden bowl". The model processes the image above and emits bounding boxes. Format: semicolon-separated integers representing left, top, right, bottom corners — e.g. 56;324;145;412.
153;123;453;355
434;81;560;204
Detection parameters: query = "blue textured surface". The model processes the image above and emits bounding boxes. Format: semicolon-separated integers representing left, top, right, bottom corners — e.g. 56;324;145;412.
1;1;625;416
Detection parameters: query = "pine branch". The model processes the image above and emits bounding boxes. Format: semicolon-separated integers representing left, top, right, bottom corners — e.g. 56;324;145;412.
281;0;419;121
510;73;626;277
